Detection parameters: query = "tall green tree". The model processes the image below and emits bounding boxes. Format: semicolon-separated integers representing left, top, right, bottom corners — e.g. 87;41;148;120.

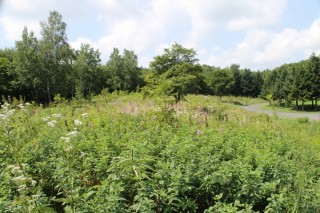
151;63;202;103
15;27;43;101
122;49;141;91
39;10;72;104
106;48;123;92
308;53;320;109
206;68;234;100
72;43;101;99
105;48;141;92
0;48;16;99
145;43;200;103
272;68;288;105
150;43;198;75
240;69;255;97
0;57;14;101
230;64;242;96
252;71;263;98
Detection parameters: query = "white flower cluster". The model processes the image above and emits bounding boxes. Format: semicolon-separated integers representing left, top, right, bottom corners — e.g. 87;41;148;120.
52;113;62;118
61;129;79;152
0;103;16;120
7;164;37;193
1;102;10;110
67;130;78;137
61;129;79;143
41;116;51;122
47;120;57;127
81;113;88;118
17;103;30;111
42;113;62;127
74;119;82;126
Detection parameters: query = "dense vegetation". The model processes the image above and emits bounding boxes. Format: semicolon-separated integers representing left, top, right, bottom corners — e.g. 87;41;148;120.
1;93;320;212
1;10;320;212
1;11;319;110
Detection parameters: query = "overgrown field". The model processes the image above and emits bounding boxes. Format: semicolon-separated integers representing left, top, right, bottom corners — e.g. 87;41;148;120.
1;93;320;212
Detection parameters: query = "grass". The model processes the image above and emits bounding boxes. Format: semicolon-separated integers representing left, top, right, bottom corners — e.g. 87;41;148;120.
217;95;266;106
261;100;320;113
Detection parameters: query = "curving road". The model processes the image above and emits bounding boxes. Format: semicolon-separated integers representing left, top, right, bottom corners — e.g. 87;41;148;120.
242;103;320;121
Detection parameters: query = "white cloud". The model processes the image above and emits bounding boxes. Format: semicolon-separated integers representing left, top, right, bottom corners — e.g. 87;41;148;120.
181;0;287;46
0;16;40;40
204;18;320;70
69;37;98;50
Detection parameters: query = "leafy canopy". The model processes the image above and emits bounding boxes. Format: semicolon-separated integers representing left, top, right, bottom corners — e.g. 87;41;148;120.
145;43;200;103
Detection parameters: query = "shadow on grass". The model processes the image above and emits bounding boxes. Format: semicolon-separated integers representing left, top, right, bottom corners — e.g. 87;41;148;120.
232;101;246;106
273;103;320;112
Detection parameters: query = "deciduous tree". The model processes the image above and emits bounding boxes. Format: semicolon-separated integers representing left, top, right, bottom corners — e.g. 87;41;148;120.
72;43;101;99
39;10;72;104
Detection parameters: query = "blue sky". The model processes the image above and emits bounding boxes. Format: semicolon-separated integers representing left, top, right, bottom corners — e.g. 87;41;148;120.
1;0;320;70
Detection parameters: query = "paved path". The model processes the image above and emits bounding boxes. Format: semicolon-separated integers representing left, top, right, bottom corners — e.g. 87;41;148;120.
242;103;320;121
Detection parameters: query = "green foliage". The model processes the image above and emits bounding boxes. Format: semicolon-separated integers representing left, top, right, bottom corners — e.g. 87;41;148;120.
240;69;255;97
150;42;198;75
0;94;320;212
105;48;141;92
72;43;101;99
0;57;14;97
153;63;202;103
206;68;235;100
297;117;309;124
145;43;201;103
39;10;73;104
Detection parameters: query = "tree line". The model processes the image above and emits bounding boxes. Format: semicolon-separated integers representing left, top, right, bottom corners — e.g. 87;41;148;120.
0;11;319;109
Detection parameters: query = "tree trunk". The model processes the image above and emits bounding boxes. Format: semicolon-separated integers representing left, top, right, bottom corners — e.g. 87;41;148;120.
302;100;305;111
316;98;318;110
47;79;51;106
295;99;299;110
312;98;314;108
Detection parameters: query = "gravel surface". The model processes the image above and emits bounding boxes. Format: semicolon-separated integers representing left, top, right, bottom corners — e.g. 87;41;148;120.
242;103;320;121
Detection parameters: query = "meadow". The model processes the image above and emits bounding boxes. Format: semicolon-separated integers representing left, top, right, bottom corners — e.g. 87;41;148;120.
1;93;320;212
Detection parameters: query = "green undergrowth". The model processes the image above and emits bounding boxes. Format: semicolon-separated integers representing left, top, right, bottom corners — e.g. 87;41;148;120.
0;93;320;212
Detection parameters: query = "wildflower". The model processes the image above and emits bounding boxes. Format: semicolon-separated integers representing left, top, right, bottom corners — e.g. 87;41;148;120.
67;130;78;137
42;116;51;122
7;165;15;169
196;129;203;135
1;102;10;110
10;166;22;174
18;103;24;109
30;180;37;186
0;113;6;119
25;102;31;106
47;120;57;127
52;113;62;118
17;184;27;192
80;151;86;158
74;119;82;126
81;113;88;118
13;175;27;182
7;109;15;116
64;145;73;152
32;194;39;200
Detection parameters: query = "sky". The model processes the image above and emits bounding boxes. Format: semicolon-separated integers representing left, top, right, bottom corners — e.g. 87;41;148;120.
0;0;320;70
